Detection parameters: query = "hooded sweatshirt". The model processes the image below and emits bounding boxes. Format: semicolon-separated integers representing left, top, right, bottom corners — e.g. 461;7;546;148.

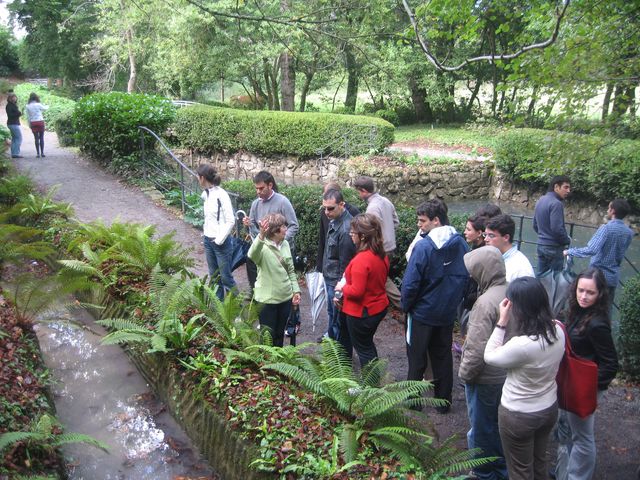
401;226;469;326
459;246;508;385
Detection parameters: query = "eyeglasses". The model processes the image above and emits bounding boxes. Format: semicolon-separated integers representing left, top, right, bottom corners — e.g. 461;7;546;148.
323;206;336;211
482;232;498;239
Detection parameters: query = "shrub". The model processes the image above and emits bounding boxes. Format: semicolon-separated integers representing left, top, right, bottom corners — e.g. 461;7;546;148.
13;83;76;131
174;106;394;157
619;275;640;381
375;109;400;127
73;92;176;161
0;125;10;144
494;128;640;208
392;102;417;126
53;110;76;147
0;175;33;206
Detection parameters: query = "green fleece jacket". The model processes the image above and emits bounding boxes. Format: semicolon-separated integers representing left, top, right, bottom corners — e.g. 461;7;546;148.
248;236;300;304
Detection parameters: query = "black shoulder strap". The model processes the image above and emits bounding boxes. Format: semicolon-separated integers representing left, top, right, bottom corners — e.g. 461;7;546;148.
217;198;221;222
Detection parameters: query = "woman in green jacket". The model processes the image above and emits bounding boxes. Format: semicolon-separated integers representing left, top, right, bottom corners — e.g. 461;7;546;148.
248;213;301;346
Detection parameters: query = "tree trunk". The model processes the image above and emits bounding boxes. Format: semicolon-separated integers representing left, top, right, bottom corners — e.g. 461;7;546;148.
279;52;295;111
220;74;225;102
262;58;274;110
271;58;280;111
611;85;631;118
299;69;315;112
409;76;432;122
629;86;637;118
344;46;358;112
466;80;482;114
527;85;539;118
601;83;614;121
120;0;136;93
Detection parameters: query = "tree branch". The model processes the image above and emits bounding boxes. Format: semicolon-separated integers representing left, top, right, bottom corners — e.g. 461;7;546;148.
402;0;571;72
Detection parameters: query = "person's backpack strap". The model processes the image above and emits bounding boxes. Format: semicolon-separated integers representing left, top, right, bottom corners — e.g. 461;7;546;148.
216;198;222;222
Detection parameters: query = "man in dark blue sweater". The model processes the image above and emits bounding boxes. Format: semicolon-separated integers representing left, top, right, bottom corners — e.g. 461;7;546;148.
533;175;571;275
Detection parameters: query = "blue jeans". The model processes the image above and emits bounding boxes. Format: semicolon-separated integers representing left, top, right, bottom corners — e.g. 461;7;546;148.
8;124;22;156
203;235;237;300
537;244;565;275
324;281;340;339
465;383;508;480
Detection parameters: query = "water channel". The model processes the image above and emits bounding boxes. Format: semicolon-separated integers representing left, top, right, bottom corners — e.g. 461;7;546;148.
34;302;217;480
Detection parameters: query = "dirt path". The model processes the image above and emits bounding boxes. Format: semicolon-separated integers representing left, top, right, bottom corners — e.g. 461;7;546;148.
3;102;639;479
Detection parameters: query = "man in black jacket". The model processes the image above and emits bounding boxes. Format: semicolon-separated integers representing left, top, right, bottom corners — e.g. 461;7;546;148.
321;189;357;342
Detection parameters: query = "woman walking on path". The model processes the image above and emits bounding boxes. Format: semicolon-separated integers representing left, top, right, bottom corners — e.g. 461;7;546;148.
484;277;565;480
5;93;23;158
554;268;618;480
335;213;389;369
25;92;48;158
248;213;301;347
197;164;237;300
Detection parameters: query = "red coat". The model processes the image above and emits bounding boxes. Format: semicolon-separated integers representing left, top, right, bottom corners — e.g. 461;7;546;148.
341;250;389;318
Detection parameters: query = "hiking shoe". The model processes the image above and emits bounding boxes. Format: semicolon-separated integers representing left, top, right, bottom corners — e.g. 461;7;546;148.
11;155;23;158
41;154;46;157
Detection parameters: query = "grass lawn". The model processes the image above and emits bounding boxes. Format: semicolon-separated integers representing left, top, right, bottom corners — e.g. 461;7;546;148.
394;124;505;150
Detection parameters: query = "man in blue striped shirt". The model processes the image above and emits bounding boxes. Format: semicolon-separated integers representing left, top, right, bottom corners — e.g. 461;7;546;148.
564;198;634;302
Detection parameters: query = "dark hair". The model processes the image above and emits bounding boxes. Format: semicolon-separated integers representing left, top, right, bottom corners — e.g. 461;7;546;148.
253;170;278;191
466;214;487;232
475;203;502;218
196;164;221;186
610;198;630;219
353;176;375;193
323;189;344;203
549;175;571;191
566;268;610;333
351;213;385;259
485;214;515;243
506;277;558;345
28;92;41;103
417;199;449;225
324;181;341;193
262;213;287;239
7;93;17;103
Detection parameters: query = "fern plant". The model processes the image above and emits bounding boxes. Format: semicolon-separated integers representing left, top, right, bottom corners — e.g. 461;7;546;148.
0;186;73;226
0;224;55;272
0;413;109;456
3;274;77;325
263;338;477;474
97;269;205;353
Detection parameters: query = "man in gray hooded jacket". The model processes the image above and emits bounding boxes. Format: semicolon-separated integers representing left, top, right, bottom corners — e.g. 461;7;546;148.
459;246;509;480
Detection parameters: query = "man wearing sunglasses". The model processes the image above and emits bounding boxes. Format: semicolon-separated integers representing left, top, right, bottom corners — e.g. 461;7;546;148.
321;189;357;341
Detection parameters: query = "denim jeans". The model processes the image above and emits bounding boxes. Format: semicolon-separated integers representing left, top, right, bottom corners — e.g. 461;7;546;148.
465;383;508;480
536;244;565;275
8;124;22;156
324;281;339;339
203;235;237;300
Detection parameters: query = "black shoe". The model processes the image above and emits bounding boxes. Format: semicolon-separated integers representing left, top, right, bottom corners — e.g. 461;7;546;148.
11;155;23;158
36;154;40;158
41;154;46;157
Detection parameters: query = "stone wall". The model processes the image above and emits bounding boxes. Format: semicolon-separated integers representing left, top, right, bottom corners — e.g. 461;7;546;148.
342;156;494;204
174;148;342;184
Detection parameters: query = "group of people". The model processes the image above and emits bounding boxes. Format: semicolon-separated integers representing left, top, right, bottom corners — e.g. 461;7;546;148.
5;91;49;159
196;165;632;480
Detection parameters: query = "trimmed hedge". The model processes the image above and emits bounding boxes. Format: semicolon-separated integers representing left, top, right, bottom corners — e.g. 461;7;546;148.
173;105;395;157
13;83;76;132
73;92;176;161
494;128;640;208
619;275;640;381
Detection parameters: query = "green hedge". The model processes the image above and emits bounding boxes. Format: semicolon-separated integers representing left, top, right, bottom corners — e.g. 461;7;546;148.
619;275;640;381
73;92;176;161
13;83;76;132
494;128;640;208
173;106;395;157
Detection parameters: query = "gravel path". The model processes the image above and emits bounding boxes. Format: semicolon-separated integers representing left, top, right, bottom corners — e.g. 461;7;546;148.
3;101;638;479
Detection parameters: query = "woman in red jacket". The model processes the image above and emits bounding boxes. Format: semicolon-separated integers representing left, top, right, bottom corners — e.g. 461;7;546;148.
335;213;389;368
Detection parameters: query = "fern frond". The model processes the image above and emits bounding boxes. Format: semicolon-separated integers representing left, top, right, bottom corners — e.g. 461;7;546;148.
339;424;359;463
53;433;110;452
97;318;147;330
148;334;169;353
57;259;101;276
0;432;45;452
263;363;325;395
100;330;151;345
320;338;355;381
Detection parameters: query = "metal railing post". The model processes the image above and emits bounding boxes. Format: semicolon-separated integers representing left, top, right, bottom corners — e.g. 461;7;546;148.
180;166;186;213
517;214;525;250
139;130;146;181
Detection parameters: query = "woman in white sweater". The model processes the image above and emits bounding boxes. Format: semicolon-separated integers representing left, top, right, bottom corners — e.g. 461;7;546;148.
197;163;237;300
484;276;565;480
25;92;49;158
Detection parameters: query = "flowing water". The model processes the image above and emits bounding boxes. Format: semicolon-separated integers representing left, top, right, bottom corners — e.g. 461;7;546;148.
35;304;217;480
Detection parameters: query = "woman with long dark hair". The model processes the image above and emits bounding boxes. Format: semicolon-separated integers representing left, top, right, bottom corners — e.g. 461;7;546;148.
197;163;237;300
334;213;389;368
484;276;565;480
25;93;48;158
554;268;618;480
5;93;23;158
